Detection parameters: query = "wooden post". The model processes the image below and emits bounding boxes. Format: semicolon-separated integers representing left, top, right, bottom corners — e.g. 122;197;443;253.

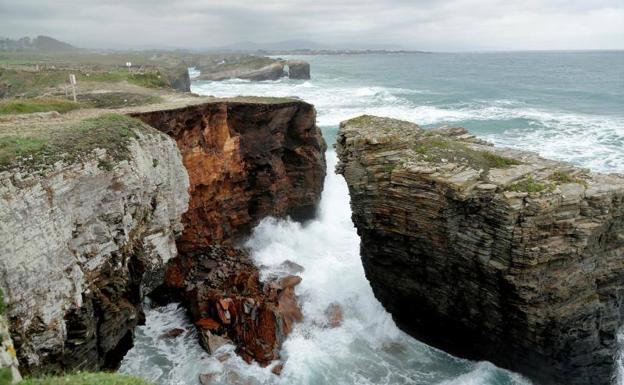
69;74;77;102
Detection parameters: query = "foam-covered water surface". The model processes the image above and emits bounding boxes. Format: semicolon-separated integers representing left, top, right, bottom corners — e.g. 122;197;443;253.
121;52;624;385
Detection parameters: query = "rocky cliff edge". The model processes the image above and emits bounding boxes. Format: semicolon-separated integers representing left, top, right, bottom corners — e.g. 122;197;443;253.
336;115;624;385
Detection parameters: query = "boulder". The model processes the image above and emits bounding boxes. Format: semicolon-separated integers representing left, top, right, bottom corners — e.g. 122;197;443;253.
158;246;303;366
336;115;624;385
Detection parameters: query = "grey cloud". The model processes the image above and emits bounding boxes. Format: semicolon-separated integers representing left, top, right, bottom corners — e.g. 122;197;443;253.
0;0;622;50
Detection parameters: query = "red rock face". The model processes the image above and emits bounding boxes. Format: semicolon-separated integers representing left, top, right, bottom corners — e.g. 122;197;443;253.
162;246;303;366
134;100;325;366
132;100;327;253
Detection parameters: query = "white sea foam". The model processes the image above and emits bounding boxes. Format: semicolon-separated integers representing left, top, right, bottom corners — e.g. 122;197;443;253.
120;153;531;385
192;79;624;173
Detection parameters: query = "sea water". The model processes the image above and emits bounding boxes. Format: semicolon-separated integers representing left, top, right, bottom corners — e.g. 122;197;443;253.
120;51;624;385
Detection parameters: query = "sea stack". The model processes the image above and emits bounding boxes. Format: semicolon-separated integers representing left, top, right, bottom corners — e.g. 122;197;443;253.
287;60;311;80
336;115;624;385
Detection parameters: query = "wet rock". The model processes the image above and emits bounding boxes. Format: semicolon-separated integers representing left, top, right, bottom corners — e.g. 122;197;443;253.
336;115;624;385
159;246;303;366
132;99;327;253
215;352;231;362
279;260;304;274
199;372;219;385
271;362;284;375
162;328;185;339
199;330;229;354
324;303;343;328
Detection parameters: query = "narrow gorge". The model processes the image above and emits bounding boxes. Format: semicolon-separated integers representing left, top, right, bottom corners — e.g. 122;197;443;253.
0;98;326;379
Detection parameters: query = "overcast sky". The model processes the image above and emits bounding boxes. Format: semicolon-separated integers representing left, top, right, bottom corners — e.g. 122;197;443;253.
0;0;623;51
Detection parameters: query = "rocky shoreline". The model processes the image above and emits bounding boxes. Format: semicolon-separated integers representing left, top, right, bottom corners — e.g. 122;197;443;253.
336;115;624;385
0;98;326;380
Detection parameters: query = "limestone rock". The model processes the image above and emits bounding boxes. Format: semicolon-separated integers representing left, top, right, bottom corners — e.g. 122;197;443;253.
0;314;21;384
286;60;310;80
132;99;327;253
0;125;189;374
158;246;303;366
336;115;624;385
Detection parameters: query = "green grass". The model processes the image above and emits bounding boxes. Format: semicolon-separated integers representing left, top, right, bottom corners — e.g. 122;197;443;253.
77;93;162;109
0;114;149;172
412;136;521;171
550;171;588;187
0;69;69;98
18;372;151;385
0;137;46;166
0;98;81;115
0;68;169;98
506;176;554;193
0;368;12;385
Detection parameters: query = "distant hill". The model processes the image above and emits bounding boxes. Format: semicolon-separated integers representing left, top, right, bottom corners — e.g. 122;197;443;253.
32;35;78;52
0;35;78;52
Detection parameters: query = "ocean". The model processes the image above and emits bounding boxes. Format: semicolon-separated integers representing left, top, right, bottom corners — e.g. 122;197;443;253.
120;51;624;385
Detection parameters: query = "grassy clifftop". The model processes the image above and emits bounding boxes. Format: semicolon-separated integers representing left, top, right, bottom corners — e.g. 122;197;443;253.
0;114;156;172
0;68;169;98
16;373;151;385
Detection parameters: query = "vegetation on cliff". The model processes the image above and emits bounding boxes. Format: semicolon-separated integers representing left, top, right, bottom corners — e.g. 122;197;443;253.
17;373;151;385
0;99;80;115
0;114;157;172
0;68;169;98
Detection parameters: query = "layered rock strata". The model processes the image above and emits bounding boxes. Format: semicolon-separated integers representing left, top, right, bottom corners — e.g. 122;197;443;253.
132;99;327;253
0;122;189;374
157;246;302;366
198;62;285;81
336;115;624;385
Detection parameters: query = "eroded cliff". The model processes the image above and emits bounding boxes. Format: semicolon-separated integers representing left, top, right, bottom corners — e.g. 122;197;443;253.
336;115;624;385
132;98;327;253
0;116;189;374
0;98;326;375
